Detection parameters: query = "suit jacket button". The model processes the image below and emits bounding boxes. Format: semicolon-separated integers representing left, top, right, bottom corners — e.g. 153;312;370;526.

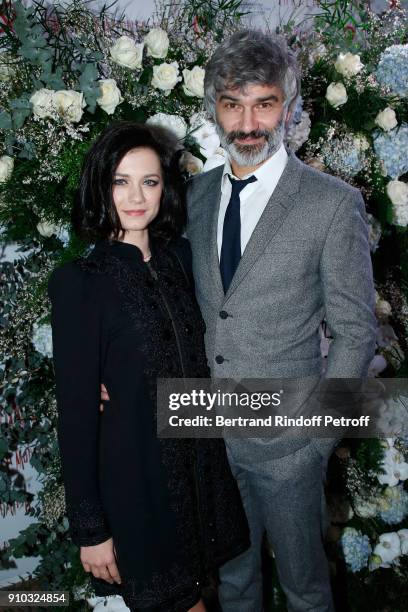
219;310;229;319
215;355;224;364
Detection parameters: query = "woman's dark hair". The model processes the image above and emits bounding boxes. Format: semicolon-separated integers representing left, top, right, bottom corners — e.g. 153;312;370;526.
72;121;186;244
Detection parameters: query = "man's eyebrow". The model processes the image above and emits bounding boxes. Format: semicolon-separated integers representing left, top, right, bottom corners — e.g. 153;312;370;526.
219;94;279;103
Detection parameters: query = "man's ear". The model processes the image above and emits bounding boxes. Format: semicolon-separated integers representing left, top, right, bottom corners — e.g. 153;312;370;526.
284;108;293;127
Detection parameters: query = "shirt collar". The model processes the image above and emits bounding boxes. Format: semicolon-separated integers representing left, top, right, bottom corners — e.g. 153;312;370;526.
221;142;288;193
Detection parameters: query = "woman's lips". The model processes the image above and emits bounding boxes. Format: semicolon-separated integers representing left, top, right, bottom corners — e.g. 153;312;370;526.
123;210;146;216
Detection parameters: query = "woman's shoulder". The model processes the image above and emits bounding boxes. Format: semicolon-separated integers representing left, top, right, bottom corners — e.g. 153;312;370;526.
48;260;84;296
166;235;192;265
48;251;102;301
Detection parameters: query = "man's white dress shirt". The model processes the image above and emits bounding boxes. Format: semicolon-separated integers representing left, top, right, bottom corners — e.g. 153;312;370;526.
217;143;289;260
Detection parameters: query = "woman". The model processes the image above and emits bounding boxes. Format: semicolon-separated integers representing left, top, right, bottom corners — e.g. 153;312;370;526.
48;121;250;612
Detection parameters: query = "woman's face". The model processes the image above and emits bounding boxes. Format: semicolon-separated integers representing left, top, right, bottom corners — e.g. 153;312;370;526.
112;147;163;236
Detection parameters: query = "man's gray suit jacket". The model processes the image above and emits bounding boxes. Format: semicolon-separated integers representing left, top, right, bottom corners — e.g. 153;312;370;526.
185;150;377;462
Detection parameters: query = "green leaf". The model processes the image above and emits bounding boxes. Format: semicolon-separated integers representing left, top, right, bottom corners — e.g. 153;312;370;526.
12;109;30;129
0;112;13;129
79;63;101;113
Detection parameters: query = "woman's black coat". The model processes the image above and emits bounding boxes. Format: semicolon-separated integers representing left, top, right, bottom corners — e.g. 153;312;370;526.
48;237;250;612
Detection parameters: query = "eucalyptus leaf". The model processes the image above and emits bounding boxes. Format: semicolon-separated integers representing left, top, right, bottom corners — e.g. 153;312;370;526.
12;109;30;129
0;112;13;129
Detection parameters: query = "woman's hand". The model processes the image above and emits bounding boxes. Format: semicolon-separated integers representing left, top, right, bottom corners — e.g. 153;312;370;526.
99;383;110;412
80;537;122;584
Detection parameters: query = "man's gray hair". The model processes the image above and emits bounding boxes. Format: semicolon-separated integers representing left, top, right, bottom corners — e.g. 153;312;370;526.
203;29;301;121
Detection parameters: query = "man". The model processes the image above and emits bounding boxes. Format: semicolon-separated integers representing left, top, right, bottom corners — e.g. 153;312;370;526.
101;29;376;611
184;29;376;612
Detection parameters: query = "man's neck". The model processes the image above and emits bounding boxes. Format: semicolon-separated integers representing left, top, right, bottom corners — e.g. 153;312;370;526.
229;144;284;178
230;158;267;178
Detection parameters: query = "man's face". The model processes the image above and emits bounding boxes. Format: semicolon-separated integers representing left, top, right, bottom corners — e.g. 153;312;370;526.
214;83;289;167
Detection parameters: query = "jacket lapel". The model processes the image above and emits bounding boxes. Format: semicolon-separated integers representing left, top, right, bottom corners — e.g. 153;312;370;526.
224;151;304;301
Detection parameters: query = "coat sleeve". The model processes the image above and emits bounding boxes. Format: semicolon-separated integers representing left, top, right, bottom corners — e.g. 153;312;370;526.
48;263;111;547
319;188;377;378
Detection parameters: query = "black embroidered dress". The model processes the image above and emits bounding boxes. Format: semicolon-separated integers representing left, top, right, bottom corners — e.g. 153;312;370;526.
48;237;249;612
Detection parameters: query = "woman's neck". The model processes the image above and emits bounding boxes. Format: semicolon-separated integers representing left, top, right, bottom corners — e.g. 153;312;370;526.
117;230;151;260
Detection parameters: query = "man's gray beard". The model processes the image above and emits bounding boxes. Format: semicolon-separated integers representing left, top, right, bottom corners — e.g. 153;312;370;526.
216;118;285;167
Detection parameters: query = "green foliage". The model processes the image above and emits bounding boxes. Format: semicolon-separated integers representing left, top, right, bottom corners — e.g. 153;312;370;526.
355;439;384;475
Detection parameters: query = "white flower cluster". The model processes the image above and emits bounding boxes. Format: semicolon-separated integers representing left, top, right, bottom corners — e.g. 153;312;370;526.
348;437;408;572
109;31;204;98
32;323;53;359
30;81;124;121
377;439;408;487
386;180;408;227
0;155;14;182
370;529;408;570
30;89;86;123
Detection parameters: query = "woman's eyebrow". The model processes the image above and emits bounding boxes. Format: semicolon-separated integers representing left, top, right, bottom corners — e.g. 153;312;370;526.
113;172;161;178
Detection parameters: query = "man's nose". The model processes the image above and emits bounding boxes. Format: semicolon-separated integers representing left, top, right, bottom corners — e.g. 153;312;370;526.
239;108;259;133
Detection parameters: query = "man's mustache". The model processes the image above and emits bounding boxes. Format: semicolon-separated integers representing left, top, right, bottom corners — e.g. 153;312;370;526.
226;129;270;145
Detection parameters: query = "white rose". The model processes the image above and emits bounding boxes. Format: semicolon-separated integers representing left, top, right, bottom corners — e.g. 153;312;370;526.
146;113;187;140
151;62;181;95
96;79;123;115
182;66;205;98
334;52;363;77
189;112;220;159
386;180;408;226
373;532;401;567
37;221;57;237
0;155;14;183
144;28;169;59
110;36;144;69
179;151;203;175
325;82;348;108
30;88;55;119
386;180;408;206
375;299;392;319
54;90;85;123
375;107;398;132
398;529;408;555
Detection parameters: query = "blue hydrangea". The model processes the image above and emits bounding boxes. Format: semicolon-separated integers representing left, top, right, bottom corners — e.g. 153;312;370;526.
341;527;372;572
373;123;408;179
376;44;408;97
379;485;408;525
321;135;365;178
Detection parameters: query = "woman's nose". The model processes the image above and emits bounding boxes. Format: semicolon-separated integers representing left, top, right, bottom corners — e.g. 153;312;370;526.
128;183;144;203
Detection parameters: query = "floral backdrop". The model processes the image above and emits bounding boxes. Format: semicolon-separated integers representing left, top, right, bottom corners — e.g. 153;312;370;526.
0;0;407;610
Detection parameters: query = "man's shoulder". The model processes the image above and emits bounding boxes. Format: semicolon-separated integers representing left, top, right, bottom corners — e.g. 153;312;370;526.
186;164;224;198
296;155;360;202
